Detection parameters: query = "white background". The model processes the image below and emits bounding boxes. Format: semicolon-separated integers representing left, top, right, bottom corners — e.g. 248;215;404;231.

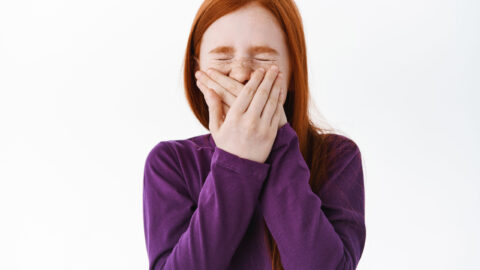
1;0;478;269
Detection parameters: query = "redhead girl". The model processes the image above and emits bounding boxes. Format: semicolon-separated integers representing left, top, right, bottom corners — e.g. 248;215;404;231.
143;1;366;269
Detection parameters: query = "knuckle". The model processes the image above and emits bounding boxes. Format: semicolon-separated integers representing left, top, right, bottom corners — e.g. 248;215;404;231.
244;85;255;96
257;88;270;98
235;86;243;94
233;81;243;90
267;97;277;108
224;81;233;90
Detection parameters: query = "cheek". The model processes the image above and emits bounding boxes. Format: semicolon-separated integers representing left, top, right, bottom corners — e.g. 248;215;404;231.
280;60;291;87
203;62;230;74
256;62;277;70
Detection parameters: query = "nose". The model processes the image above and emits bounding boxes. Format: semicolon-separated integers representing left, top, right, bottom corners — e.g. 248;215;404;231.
228;58;254;84
229;68;252;84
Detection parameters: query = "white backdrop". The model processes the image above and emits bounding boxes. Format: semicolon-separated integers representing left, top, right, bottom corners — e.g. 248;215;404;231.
0;0;478;269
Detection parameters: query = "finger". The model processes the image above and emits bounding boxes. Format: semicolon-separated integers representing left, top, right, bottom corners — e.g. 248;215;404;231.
229;68;266;115
261;71;283;124
195;71;236;107
246;65;279;118
270;89;284;127
222;102;230;117
197;79;230;117
206;68;244;97
204;88;223;132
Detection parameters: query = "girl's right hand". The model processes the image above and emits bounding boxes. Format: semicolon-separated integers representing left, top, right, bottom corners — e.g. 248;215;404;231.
201;65;284;164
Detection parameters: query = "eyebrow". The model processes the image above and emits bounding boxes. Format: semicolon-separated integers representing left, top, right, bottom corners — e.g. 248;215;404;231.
208;45;279;55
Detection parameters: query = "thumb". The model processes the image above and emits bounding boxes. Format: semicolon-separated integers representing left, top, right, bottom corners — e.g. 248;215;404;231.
204;88;223;132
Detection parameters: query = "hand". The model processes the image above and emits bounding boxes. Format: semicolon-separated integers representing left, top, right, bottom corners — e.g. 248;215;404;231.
195;67;288;129
197;66;284;164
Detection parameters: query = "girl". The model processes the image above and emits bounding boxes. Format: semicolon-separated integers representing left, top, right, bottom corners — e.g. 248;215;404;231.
143;1;366;269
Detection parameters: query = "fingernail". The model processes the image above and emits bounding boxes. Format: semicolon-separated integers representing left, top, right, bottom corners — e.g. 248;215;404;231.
258;68;265;73
195;71;201;78
271;65;278;71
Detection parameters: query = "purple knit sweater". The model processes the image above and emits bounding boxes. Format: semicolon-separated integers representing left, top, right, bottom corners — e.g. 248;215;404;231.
143;122;366;270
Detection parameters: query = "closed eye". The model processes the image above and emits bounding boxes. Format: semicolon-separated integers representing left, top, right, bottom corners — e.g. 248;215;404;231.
214;58;274;61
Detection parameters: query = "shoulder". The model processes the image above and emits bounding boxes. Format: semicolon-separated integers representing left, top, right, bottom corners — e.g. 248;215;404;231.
144;132;213;180
320;133;362;174
146;133;212;162
144;140;182;183
145;140;176;165
314;133;365;200
324;133;361;155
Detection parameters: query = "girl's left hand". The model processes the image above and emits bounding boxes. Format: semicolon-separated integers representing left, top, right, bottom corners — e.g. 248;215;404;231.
195;68;288;129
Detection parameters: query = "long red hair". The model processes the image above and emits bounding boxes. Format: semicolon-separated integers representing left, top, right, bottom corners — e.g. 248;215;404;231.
183;0;350;269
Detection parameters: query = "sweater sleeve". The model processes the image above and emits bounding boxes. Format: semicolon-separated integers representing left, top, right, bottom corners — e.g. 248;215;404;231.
260;122;366;270
143;141;271;270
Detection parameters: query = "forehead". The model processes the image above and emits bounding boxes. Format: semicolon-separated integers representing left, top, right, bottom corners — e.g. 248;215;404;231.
201;3;286;49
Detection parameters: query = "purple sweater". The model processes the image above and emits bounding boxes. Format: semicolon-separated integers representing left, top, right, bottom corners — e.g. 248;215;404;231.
143;122;366;270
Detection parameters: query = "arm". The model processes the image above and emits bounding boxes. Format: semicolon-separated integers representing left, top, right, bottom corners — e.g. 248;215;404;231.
143;141;271;270
260;123;366;270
